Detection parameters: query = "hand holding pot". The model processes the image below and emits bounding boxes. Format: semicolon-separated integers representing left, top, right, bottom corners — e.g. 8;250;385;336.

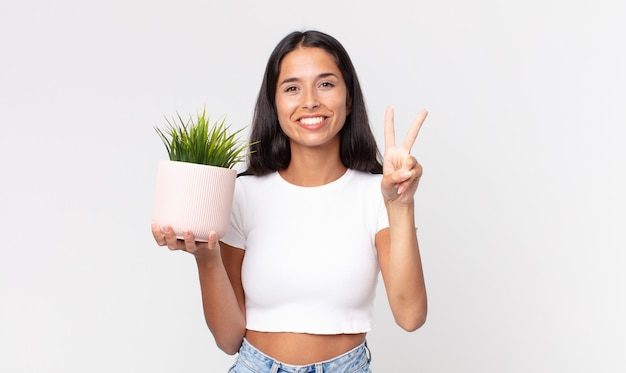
151;223;220;258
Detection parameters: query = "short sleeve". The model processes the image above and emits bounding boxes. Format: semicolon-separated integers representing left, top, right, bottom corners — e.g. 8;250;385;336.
220;177;246;249
376;192;389;232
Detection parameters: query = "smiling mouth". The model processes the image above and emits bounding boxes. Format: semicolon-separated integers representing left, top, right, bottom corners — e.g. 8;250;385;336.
299;117;325;125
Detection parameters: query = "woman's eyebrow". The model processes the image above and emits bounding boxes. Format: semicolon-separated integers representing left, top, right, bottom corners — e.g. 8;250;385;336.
278;77;299;85
278;72;339;86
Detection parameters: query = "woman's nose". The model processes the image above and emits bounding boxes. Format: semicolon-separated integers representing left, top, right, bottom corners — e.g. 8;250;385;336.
302;89;320;109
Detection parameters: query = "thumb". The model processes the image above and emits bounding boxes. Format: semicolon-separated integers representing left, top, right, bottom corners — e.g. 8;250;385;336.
207;231;220;250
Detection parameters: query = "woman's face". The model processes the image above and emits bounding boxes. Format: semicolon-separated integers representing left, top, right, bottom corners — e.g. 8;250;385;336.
275;46;350;151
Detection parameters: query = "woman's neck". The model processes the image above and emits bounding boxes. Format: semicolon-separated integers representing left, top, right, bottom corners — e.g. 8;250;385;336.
279;143;347;187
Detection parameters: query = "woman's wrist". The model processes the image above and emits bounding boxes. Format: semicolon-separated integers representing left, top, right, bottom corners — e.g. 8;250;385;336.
194;248;222;265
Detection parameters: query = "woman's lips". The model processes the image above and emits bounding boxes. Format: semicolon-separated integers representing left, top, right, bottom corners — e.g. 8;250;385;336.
298;116;327;130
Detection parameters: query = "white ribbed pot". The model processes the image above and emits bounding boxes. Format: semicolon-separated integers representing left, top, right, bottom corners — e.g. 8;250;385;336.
152;160;237;242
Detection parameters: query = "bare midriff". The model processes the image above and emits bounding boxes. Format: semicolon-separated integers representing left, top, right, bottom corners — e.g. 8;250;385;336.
244;330;367;365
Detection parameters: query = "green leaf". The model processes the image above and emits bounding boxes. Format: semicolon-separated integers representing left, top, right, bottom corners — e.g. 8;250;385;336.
154;107;256;168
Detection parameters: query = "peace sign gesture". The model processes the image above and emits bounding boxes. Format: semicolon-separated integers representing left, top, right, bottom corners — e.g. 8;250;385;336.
381;106;428;205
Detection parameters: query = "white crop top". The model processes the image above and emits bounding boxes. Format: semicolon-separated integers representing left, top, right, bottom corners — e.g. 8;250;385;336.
221;169;389;334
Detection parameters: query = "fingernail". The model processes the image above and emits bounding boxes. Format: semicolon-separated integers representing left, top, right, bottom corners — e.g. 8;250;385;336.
400;171;412;179
163;226;171;233
397;186;406;194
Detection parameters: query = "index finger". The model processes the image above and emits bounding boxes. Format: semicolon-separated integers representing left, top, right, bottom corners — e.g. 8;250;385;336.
384;106;396;149
402;109;428;151
151;223;166;246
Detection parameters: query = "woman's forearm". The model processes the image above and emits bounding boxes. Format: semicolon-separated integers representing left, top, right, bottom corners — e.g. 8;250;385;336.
384;202;427;331
195;253;246;354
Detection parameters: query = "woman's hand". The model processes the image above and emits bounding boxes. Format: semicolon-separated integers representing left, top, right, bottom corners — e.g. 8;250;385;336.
152;223;246;353
381;106;428;205
151;223;220;259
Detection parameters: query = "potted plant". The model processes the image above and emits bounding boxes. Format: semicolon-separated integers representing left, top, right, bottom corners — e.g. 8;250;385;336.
152;108;252;241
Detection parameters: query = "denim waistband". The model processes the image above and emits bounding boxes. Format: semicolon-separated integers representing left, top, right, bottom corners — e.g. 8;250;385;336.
235;337;371;373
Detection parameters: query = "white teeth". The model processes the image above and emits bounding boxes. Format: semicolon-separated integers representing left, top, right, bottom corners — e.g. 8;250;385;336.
300;117;324;125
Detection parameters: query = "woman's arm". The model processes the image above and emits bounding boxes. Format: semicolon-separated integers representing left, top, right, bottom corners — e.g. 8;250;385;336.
195;241;246;354
152;225;246;354
377;106;429;331
376;206;427;331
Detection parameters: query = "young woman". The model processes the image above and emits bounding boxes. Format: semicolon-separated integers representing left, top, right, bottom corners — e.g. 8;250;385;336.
152;30;428;372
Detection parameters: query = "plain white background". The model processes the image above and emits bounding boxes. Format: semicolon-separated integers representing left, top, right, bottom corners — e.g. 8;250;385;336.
1;0;624;371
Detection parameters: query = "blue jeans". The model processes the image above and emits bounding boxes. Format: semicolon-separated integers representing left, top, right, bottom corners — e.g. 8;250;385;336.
228;338;372;373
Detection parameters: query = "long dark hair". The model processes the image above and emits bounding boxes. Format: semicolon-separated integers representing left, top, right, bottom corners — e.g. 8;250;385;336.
243;30;382;176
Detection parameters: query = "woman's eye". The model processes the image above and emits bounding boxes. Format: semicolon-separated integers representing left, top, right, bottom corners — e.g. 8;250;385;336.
320;81;334;88
284;86;298;92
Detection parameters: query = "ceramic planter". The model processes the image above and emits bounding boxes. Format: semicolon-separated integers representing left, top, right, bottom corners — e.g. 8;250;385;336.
152;160;237;241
